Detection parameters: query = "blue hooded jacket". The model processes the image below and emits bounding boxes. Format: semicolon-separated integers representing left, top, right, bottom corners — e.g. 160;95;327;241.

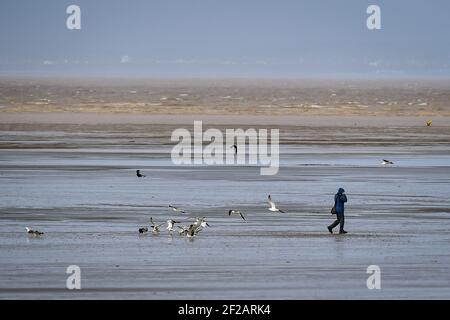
334;188;347;215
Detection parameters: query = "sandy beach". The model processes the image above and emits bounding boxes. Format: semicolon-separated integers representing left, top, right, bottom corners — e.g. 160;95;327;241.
0;78;450;299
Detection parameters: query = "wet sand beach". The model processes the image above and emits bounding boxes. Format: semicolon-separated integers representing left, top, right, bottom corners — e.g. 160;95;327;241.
0;79;450;299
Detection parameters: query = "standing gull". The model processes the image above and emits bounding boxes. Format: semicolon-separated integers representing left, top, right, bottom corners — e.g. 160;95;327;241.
228;210;246;220
268;195;285;213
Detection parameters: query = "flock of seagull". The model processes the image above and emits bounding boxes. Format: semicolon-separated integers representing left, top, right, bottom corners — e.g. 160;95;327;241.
24;194;285;239
138;215;212;238
136;194;284;238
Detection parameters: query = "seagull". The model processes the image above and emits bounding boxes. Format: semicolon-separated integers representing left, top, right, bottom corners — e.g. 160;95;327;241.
382;159;394;165
268;195;285;213
177;224;202;237
194;217;210;228
187;224;202;238
138;227;148;234
231;144;237;154
177;225;190;236
25;227;44;236
426;120;432;127
166;219;180;233
169;205;186;214
136;170;146;178
150;217;165;234
228;210;246;220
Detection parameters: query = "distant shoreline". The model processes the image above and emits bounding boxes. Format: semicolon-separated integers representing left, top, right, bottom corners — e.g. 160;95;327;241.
1;77;449;120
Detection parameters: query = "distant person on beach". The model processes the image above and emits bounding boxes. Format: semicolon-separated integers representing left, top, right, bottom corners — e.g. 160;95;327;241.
328;188;348;234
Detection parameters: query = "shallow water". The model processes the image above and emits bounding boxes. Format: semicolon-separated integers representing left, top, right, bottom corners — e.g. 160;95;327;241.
0;123;450;299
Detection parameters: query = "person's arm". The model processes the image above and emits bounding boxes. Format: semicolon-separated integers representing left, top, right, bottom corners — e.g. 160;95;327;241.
340;194;347;203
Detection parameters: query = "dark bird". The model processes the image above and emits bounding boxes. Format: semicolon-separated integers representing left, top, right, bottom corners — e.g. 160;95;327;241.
382;159;394;165
136;170;146;178
138;227;148;234
228;210;246;220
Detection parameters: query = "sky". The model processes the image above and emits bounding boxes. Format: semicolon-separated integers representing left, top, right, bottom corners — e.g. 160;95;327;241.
0;0;449;78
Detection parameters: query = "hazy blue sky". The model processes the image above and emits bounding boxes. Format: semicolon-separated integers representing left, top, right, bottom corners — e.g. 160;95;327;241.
1;0;449;77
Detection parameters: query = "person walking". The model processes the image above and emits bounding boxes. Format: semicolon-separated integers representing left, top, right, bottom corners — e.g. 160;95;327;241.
328;188;348;234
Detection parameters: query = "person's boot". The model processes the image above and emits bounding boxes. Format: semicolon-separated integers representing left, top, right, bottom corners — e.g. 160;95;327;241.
339;230;348;234
327;226;333;234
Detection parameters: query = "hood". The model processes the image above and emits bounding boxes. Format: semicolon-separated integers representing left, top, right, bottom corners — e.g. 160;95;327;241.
337;188;345;194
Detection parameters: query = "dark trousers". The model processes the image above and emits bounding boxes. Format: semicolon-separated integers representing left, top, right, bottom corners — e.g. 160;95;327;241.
329;213;345;232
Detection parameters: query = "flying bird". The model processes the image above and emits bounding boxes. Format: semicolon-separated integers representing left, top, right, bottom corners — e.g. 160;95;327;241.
186;224;203;238
177;225;190;236
177;224;202;238
268;195;285;213
426;120;432;127
136;170;146;178
150;217;165;234
169;205;186;214
382;159;394;165
25;227;44;236
166;219;180;233
228;210;246;220
194;217;210;228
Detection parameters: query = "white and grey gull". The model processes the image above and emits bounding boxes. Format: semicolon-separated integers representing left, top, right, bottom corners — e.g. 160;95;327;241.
268;195;285;213
228;210;246;220
166;219;181;233
169;205;186;214
150;217;165;234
